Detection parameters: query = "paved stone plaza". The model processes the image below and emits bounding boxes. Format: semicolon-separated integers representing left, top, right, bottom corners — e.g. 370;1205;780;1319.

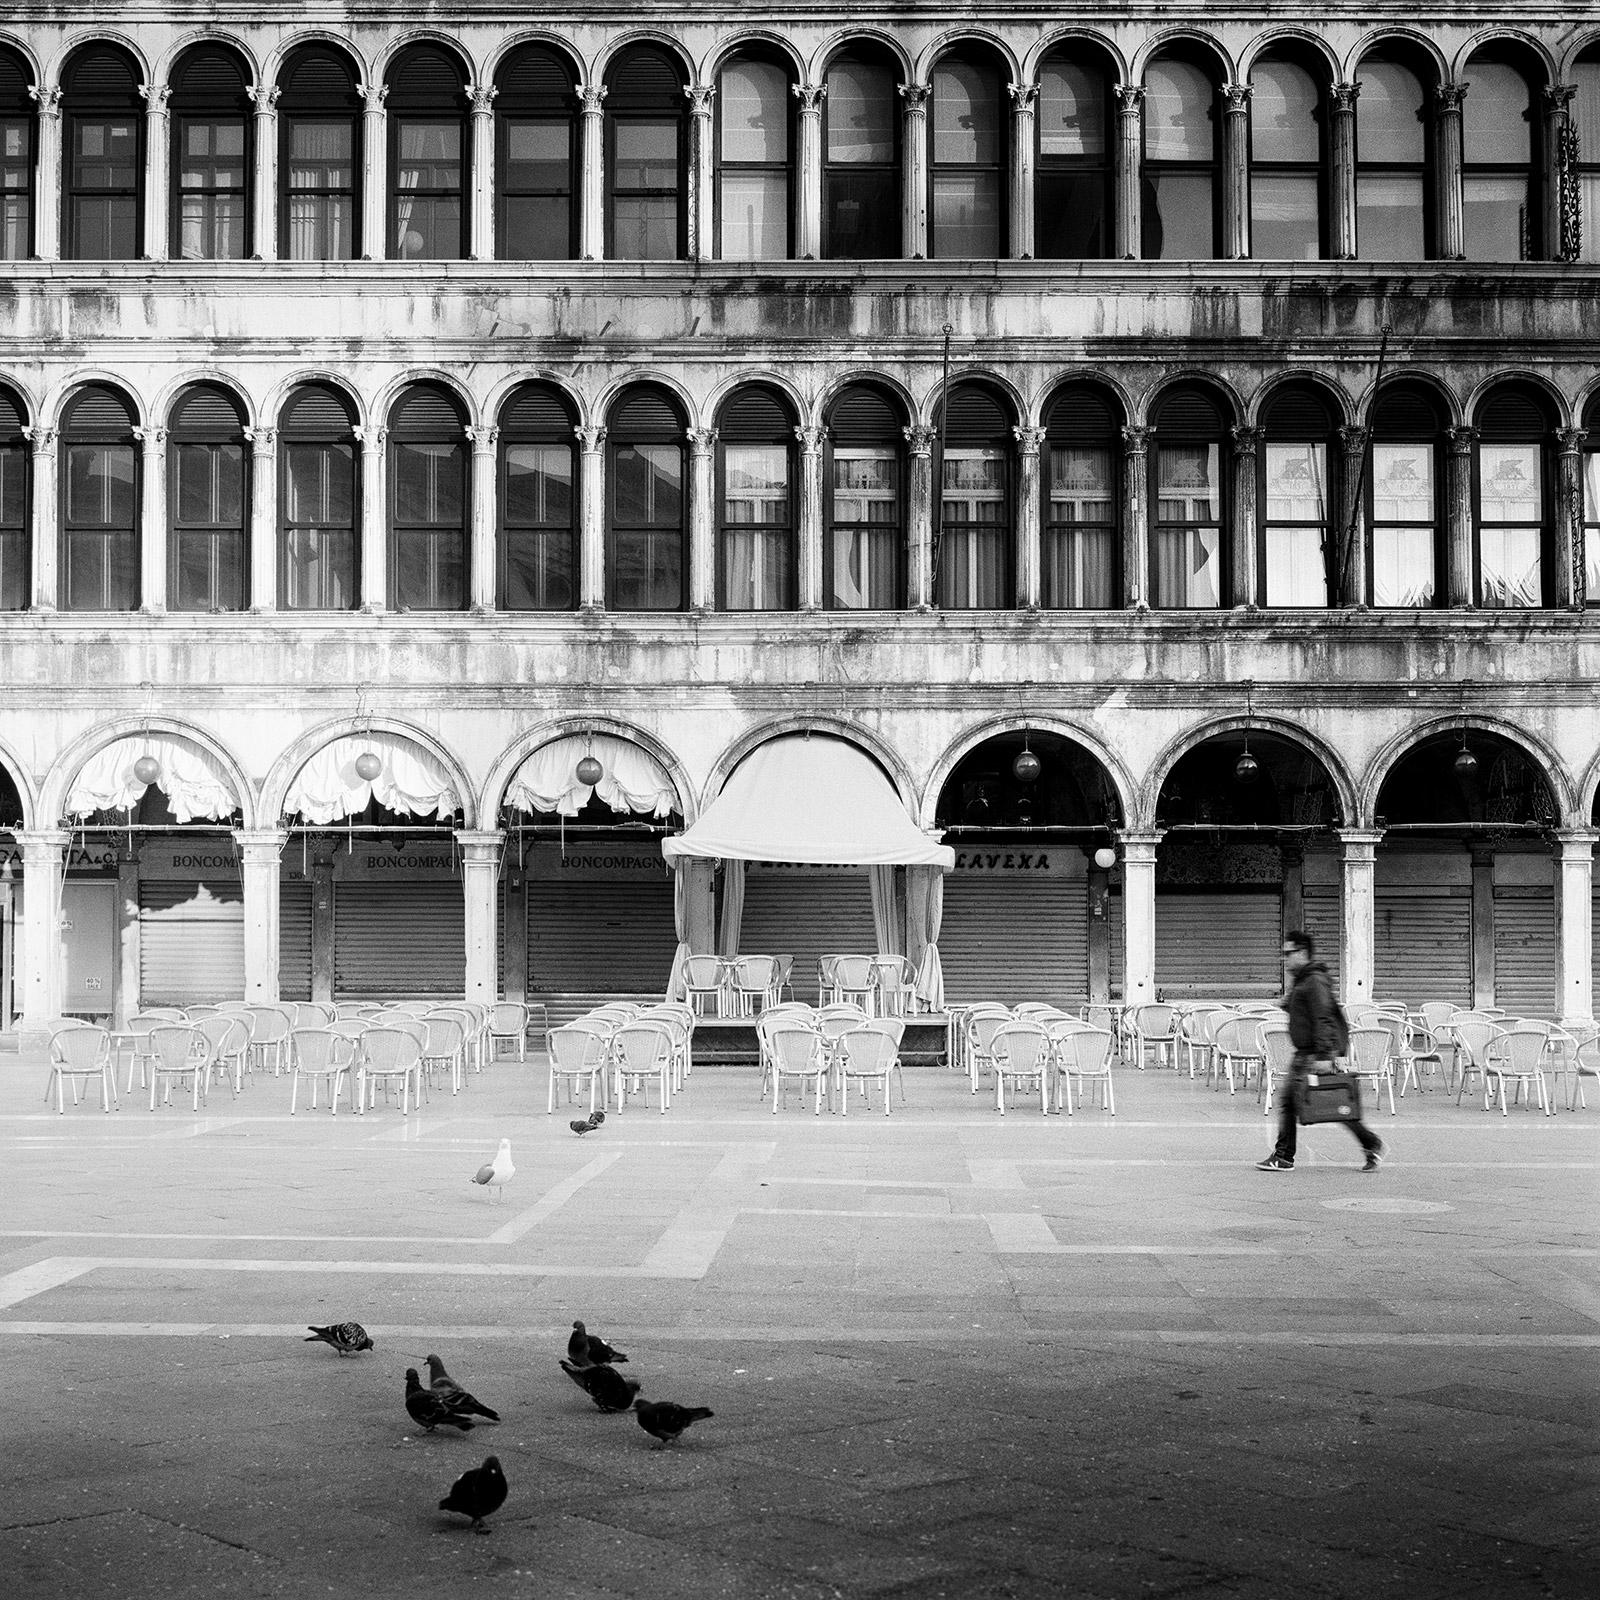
1;1044;1595;1599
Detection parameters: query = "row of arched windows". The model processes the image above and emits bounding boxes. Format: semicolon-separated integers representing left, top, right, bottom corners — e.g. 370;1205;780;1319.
3;376;1596;614
3;37;1598;262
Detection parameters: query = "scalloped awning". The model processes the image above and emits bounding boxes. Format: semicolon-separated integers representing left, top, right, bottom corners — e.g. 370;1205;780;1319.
283;735;460;825
505;734;677;819
67;735;241;822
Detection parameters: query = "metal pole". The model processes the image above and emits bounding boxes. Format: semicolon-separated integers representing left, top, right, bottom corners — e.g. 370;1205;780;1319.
930;323;953;603
1338;323;1391;603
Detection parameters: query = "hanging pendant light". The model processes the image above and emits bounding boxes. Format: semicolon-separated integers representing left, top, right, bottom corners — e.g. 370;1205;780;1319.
354;750;383;782
1234;735;1260;784
1011;731;1041;784
1093;846;1117;871
1453;731;1479;776
132;752;162;786
575;737;604;788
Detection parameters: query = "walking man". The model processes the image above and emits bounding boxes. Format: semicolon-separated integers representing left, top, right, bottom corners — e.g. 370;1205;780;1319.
1256;930;1385;1173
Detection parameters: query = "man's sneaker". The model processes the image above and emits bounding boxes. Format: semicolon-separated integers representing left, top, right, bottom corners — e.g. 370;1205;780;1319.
1255;1155;1294;1171
1361;1138;1386;1173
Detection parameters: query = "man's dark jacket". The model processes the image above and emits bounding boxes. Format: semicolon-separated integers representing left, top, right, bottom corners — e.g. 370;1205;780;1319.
1285;960;1345;1061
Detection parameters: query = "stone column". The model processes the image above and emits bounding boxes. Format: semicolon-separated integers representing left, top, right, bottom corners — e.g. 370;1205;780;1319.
359;82;388;259
1230;425;1260;604
576;424;606;611
28;86;62;261
1009;82;1037;260
116;847;138;1025
1118;830;1162;1009
468;85;496;261
794;84;825;259
1221;82;1251;260
133;426;166;613
1337;828;1382;1008
247;84;279;259
464;424;498;611
1329;82;1359;261
1012;425;1045;608
456;830;503;1003
1445;425;1477;607
1121;425;1150;607
687;85;714;261
1554;829;1598;1024
22;425;57;610
16;829;68;1029
688;427;717;610
1435;82;1466;260
244;426;277;612
578;86;606;260
1555;427;1585;609
1543;85;1575;263
310;846;334;1002
1470;844;1494;1009
502;848;527;1003
1336;424;1369;604
796;425;824;610
1115;86;1144;260
352;424;386;611
904;423;935;609
140;84;170;260
233;829;285;1003
900;83;929;259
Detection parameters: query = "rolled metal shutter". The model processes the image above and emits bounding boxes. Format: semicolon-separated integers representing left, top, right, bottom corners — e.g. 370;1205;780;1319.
1109;890;1124;998
1156;893;1282;997
1302;889;1342;995
1374;891;1470;1007
737;876;875;1003
334;882;463;998
1493;891;1555;1017
139;880;245;1005
941;877;1089;1005
527;880;677;995
279;882;313;1001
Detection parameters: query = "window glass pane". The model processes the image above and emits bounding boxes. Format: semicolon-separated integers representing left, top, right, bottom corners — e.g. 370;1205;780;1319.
1264;524;1327;606
505;443;573;526
1251;62;1320;163
0;443;24;525
1357;174;1425;259
1263;436;1329;603
932;61;999;165
1039;61;1106;157
1582;174;1600;265
830;448;899;606
1036;171;1109;258
1463;62;1530;164
1144;169;1213;258
1478;525;1540;607
283;527;354;609
504;530;574;609
931;171;1000;256
66;443;136;525
615;121;678;187
1264;442;1327;523
1356;62;1425;163
398;121;462;165
827;61;895;162
73;119;137;185
612;528;682;609
720;170;787;259
720;60;788;162
1575;62;1600;159
1251;173;1319;259
285;442;355;527
1584;453;1600;596
1371;527;1434;606
613;443;681;525
1156;443;1220;522
1144;61;1213;161
290;120;353;171
505;121;568;187
1151;525;1220;607
1478;443;1541;522
1371;443;1434;521
504;195;568;257
174;442;243;526
1048;446;1112;519
825;168;897;256
393;441;464;524
0;195;28;260
724;444;789;523
394;528;464;610
613;197;677;257
1463;175;1528;261
832;450;897;521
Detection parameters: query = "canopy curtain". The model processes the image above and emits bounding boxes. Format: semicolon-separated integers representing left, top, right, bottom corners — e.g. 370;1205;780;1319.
67;735;241;822
717;858;746;958
666;865;692;1002
505;735;677;819
908;864;945;1011
283;735;460;825
869;865;902;956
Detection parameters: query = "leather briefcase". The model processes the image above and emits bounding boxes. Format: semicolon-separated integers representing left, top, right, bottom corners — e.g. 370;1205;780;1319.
1295;1063;1362;1126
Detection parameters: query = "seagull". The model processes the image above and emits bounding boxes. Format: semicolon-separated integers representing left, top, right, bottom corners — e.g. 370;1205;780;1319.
471;1139;515;1203
634;1398;715;1447
559;1358;641;1413
304;1321;374;1356
425;1353;500;1422
567;1320;629;1367
439;1455;508;1533
405;1368;475;1432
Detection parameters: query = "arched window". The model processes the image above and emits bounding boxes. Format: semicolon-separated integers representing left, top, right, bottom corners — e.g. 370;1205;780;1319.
938;384;1012;608
279;383;358;610
605;47;687;260
60;384;139;610
1462;56;1537;262
1574;51;1600;263
388;385;467;610
717;54;792;260
62;44;142;260
1249;57;1323;259
0;48;35;259
0;386;28;608
1036;51;1112;259
1042;385;1119;608
821;47;899;259
607;387;685;609
717;386;795;610
1368;383;1443;607
1355;56;1428;260
387;46;468;260
499;383;576;609
1260;386;1336;606
930;53;1005;258
1474;388;1550;607
1142;56;1218;259
1150;386;1228;607
1581;392;1600;601
495;46;577;259
825;384;904;609
170;45;250;259
169;384;247;612
278;45;361;261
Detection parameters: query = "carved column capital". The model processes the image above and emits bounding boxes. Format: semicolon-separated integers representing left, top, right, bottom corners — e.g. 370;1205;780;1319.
464;425;500;451
576;424;607;453
1120;424;1151;455
1557;426;1587;456
28;84;62;117
246;84;281;112
243;425;277;452
1230;425;1261;456
1330;81;1361;114
1435;82;1468;114
899;83;931;112
1008;82;1039;113
1446;424;1479;454
579;85;607;115
132;425;168;451
1545;83;1578;113
1115;85;1146;116
903;424;937;457
468;84;497;116
1338;424;1370;452
794;425;825;455
1222;82;1252;115
1012;425;1046;456
686;85;716;118
21;424;56;455
139;84;171;114
793;83;826;114
687;426;718;456
351;424;386;450
358;83;389;111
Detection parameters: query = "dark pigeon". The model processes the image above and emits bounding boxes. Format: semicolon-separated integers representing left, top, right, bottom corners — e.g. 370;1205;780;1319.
425;1353;500;1422
570;1119;596;1135
588;1110;605;1126
439;1455;507;1533
559;1357;641;1412
634;1398;714;1446
567;1319;628;1367
304;1321;373;1356
405;1367;475;1432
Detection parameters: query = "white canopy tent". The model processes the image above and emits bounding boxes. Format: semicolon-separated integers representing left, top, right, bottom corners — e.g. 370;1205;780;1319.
67;733;242;822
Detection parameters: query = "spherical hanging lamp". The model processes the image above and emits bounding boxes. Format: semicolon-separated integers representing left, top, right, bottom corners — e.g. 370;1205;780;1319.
575;753;604;787
1233;738;1260;784
354;750;383;782
1093;846;1117;871
132;753;162;786
1453;735;1478;777
1011;731;1041;784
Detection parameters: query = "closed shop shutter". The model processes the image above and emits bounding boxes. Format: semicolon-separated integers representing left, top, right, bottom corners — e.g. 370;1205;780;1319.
1156;893;1282;998
527;879;677;995
1109;890;1124;998
139;880;245;1006
941;877;1089;1006
1374;892;1470;1007
1303;890;1342;995
279;882;313;1001
1494;892;1555;1017
334;882;463;998
738;874;875;1003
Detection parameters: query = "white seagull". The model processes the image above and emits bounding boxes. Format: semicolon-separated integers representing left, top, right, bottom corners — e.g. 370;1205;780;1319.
472;1138;515;1203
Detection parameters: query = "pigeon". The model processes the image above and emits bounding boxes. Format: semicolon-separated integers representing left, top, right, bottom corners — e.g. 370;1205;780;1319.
425;1353;500;1422
634;1398;714;1446
471;1139;515;1203
588;1110;605;1126
304;1321;374;1356
439;1455;507;1533
559;1357;641;1413
567;1319;629;1367
405;1367;475;1432
570;1118;596;1136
